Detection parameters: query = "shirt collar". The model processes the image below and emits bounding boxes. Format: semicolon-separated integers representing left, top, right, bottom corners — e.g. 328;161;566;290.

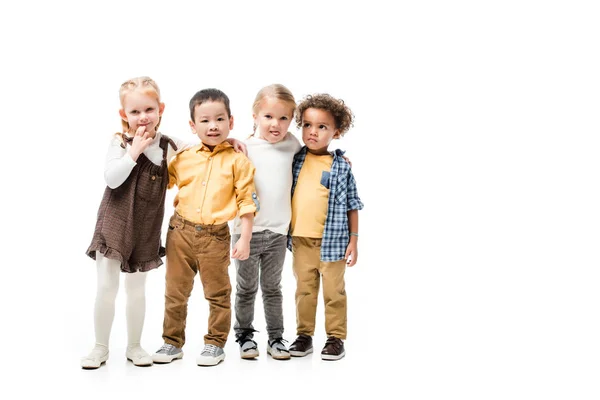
196;140;233;154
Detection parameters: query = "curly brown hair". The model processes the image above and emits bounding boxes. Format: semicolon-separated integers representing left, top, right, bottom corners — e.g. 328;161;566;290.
295;94;354;136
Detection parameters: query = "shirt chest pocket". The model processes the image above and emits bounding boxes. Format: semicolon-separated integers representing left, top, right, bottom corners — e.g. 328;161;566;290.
320;171;331;189
332;173;348;207
136;171;165;202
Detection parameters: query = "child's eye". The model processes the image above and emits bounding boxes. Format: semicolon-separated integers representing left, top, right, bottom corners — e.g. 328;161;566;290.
319;125;327;129
217;117;225;121
303;123;310;128
130;110;139;115
264;115;272;119
200;119;208;123
281;116;288;121
146;108;154;112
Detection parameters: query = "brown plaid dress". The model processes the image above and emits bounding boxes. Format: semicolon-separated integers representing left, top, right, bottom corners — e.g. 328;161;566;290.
86;134;177;273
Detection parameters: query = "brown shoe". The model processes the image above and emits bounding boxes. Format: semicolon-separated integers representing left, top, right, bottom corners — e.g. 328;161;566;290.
321;337;345;361
289;334;313;357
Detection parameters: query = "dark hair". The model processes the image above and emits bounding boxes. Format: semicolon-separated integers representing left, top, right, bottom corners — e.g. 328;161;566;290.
189;88;231;121
295;94;354;136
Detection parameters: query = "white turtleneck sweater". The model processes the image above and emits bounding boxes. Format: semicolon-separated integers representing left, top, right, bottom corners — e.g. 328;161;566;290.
232;132;301;235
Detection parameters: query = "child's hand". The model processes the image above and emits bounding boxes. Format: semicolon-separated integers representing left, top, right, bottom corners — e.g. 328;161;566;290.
128;126;154;161
345;242;358;267
226;138;248;156
232;238;250;260
342;155;352;167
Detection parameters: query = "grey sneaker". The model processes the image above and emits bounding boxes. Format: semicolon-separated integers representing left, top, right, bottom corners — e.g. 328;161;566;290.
236;331;259;359
152;343;183;364
267;338;290;360
196;344;225;366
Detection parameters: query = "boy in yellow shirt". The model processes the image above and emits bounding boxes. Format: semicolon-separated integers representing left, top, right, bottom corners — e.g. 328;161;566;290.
153;89;258;366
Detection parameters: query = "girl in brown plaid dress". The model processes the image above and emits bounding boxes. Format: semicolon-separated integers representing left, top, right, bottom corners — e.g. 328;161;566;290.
81;77;185;369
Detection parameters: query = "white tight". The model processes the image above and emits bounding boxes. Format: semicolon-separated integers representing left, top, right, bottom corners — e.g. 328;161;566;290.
93;253;147;349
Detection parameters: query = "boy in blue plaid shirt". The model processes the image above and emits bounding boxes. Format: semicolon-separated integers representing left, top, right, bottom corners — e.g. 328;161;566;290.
286;94;363;361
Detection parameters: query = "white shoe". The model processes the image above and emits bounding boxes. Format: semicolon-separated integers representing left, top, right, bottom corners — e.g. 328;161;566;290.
81;346;109;369
126;345;153;366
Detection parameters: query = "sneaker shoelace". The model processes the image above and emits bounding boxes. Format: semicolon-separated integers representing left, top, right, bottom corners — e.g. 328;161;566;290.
202;344;219;356
269;338;289;351
235;330;258;346
158;343;175;354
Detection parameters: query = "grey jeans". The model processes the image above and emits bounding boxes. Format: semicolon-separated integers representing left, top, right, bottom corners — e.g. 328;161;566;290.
232;230;287;340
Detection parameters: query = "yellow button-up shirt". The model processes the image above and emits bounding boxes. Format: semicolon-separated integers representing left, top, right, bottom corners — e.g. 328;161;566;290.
168;141;258;225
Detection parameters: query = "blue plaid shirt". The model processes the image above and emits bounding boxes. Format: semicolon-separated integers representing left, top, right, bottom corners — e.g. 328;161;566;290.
287;147;364;261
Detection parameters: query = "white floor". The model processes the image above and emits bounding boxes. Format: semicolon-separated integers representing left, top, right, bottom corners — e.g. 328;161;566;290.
10;238;599;400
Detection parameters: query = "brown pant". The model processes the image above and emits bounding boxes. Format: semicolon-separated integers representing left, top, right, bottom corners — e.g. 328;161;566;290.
292;237;347;339
162;213;231;348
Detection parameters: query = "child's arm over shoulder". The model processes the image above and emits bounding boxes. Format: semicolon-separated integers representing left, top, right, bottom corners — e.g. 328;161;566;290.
104;135;136;189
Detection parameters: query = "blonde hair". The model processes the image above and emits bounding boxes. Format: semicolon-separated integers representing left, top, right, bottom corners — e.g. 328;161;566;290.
252;84;296;134
118;76;162;134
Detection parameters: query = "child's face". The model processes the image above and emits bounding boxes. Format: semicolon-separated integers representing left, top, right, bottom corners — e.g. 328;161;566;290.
189;100;233;148
119;90;164;137
301;108;340;154
253;97;293;144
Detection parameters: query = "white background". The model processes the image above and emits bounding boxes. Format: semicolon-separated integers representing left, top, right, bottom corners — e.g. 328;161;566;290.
1;0;599;399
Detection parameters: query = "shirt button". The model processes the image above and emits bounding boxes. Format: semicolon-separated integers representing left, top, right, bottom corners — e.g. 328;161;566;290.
196;208;201;213
202;181;206;186
151;175;156;180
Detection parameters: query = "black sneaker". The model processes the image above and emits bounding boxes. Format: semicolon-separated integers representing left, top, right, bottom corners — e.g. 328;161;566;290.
236;330;259;359
289;334;313;357
321;337;345;361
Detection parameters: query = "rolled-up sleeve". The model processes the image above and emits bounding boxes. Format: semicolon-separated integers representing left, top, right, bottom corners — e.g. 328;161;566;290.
234;156;258;216
346;170;364;211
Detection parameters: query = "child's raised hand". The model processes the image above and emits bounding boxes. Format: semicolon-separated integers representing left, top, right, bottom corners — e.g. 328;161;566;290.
128;126;154;161
345;242;358;267
231;238;250;260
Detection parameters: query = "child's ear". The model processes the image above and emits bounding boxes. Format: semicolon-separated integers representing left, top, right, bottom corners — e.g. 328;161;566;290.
189;120;196;134
333;129;341;139
229;115;234;130
119;109;127;121
159;102;165;116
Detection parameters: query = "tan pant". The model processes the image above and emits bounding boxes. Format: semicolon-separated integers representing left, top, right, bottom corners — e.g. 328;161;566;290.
292;237;347;339
162;213;231;348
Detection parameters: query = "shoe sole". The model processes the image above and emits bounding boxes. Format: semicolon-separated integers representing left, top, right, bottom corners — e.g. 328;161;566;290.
290;347;313;357
241;350;259;359
127;357;153;367
196;354;225;366
321;351;345;361
152;352;184;364
267;350;291;360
